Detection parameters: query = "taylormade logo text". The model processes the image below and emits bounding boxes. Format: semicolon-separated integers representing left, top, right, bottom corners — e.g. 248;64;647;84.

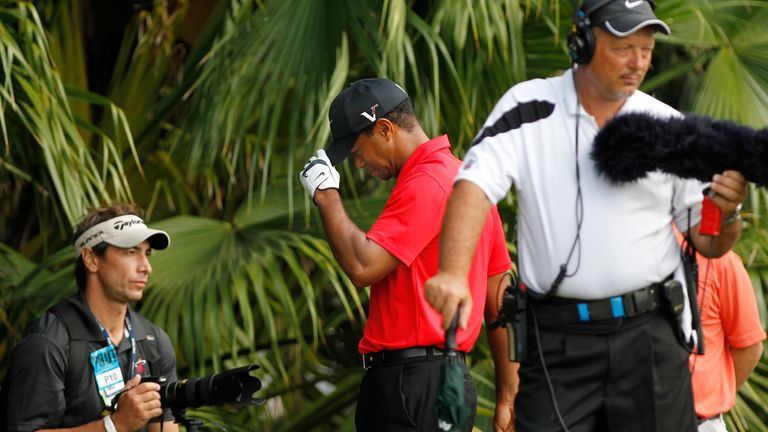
113;219;145;231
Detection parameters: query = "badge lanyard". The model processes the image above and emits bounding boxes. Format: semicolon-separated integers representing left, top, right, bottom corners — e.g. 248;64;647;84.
91;314;137;407
96;315;137;379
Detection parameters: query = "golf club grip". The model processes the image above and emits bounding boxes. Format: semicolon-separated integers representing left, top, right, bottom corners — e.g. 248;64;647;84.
445;312;459;352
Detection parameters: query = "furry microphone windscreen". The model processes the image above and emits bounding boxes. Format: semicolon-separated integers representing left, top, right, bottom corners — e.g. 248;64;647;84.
591;112;768;186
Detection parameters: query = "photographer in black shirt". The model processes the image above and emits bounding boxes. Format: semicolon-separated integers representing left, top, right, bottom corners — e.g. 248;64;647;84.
3;204;178;432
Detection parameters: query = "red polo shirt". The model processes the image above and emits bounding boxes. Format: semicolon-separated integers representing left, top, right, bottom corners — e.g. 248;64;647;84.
360;134;511;354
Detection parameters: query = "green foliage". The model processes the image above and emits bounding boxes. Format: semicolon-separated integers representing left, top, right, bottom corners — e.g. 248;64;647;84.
1;0;768;430
0;1;135;229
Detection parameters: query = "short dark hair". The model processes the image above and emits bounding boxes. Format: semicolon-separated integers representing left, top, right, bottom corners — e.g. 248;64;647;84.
359;98;419;137
73;203;143;291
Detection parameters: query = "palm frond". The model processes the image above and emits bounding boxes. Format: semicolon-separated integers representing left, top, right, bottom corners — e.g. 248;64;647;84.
139;213;365;378
0;2;134;226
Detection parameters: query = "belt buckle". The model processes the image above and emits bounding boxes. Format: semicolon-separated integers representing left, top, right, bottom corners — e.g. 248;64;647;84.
631;287;651;316
648;286;658;310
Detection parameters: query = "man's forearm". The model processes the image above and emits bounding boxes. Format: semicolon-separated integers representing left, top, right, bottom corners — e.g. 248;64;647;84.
690;220;742;258
313;189;398;287
485;273;518;406
488;328;519;403
732;342;764;389
438;181;493;277
314;190;370;280
424;180;495;329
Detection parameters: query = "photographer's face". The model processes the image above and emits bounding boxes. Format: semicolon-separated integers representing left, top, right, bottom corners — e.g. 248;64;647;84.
86;241;153;304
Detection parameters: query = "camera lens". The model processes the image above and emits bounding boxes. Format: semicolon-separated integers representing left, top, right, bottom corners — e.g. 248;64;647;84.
157;364;263;410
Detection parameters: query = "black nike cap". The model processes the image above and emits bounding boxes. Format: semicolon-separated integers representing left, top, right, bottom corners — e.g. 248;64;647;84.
326;78;409;166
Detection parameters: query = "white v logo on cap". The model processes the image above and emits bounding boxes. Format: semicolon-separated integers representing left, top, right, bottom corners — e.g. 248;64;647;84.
360;104;379;122
625;0;643;8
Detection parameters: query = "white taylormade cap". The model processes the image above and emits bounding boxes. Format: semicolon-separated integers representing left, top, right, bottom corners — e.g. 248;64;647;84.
73;215;170;256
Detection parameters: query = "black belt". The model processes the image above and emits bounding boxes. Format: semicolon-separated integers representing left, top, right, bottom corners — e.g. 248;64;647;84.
361;346;465;369
530;277;671;326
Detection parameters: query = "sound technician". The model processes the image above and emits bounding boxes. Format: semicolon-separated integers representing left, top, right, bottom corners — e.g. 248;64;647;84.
424;1;748;431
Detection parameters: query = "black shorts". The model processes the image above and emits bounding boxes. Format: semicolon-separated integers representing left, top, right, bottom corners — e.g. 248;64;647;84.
515;311;696;432
355;355;476;431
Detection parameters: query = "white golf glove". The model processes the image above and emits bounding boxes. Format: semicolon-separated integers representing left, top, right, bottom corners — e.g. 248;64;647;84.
299;149;340;198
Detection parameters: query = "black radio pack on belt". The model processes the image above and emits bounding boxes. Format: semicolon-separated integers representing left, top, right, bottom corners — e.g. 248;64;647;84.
661;279;685;317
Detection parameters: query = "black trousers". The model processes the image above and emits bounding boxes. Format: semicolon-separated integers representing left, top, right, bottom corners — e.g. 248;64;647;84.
515;310;697;432
355;356;476;432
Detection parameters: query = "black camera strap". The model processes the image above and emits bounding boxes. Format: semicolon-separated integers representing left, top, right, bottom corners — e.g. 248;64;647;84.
50;301;92;403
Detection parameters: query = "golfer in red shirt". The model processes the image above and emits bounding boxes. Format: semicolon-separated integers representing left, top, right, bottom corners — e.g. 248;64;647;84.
299;78;512;431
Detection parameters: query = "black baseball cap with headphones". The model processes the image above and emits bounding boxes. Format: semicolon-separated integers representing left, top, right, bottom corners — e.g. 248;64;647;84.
325;78;409;166
568;0;670;64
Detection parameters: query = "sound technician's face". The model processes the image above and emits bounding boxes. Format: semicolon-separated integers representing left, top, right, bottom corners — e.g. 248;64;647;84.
587;27;655;101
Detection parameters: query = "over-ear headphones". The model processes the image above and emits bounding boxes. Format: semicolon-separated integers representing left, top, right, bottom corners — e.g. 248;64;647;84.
567;0;657;65
567;2;595;65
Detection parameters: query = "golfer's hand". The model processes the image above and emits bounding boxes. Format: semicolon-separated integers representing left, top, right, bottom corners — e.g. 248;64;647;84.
709;170;747;217
424;272;472;330
299;149;340;199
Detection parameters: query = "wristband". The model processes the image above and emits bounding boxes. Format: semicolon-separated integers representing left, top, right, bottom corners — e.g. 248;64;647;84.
103;415;117;432
721;203;742;226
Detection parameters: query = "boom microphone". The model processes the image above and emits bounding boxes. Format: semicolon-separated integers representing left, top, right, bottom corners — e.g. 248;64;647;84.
591;112;768;186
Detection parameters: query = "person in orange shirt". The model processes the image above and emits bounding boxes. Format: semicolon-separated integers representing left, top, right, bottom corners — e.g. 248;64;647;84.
691;249;765;432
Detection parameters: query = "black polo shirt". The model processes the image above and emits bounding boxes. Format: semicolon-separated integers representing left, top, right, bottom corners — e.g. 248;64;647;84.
4;292;177;431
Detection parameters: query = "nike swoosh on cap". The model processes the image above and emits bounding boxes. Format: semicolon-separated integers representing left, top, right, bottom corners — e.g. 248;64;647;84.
625;0;643;8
